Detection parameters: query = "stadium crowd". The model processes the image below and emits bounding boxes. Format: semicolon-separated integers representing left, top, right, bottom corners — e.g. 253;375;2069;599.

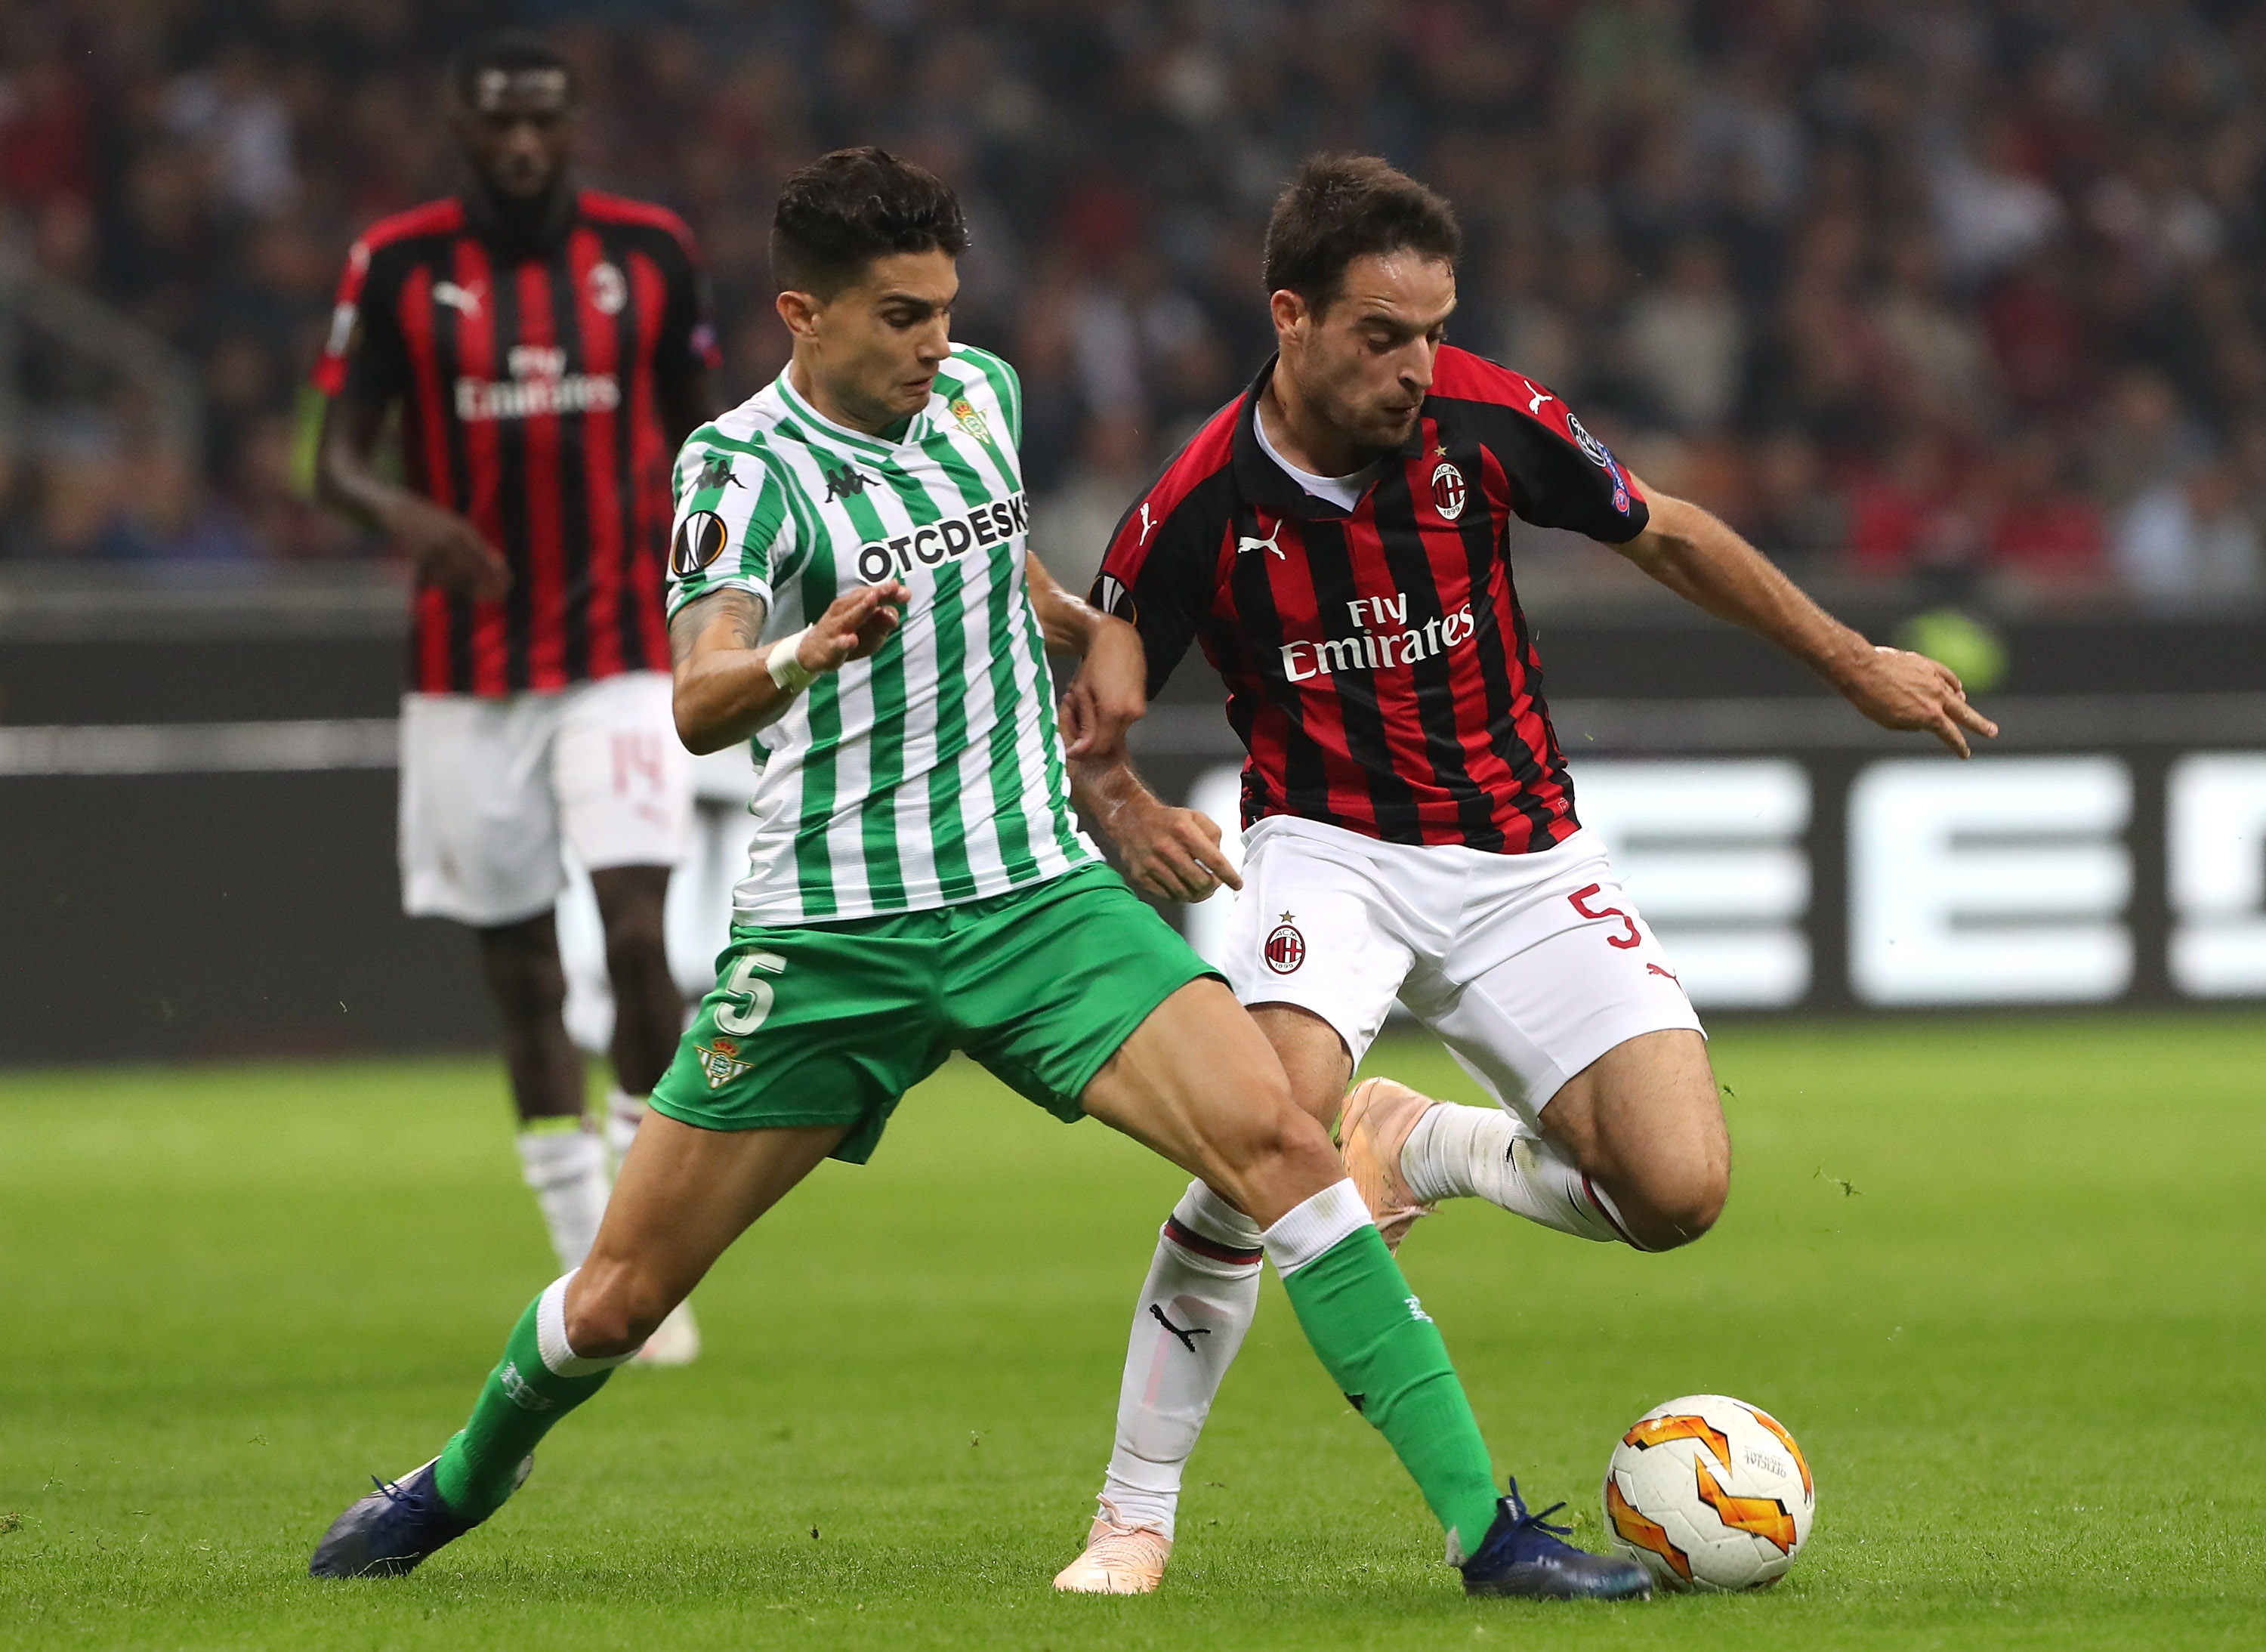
2;0;2264;607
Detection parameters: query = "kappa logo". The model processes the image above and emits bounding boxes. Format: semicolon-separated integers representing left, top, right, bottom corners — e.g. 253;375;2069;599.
1264;912;1305;974
1431;459;1467;521
433;279;483;318
693;454;742;493
1237;519;1286;560
695;1036;753;1090
671;510;728;578
823;465;875;502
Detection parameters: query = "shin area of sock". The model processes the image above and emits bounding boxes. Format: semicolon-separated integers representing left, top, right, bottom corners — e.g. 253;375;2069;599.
1100;1184;1265;1539
1266;1184;1502;1556
432;1273;630;1520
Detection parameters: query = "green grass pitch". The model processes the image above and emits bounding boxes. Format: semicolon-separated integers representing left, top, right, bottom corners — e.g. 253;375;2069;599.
3;1015;2261;1649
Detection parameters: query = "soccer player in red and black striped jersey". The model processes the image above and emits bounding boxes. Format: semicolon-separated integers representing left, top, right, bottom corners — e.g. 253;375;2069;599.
1054;156;1997;1594
312;32;718;1363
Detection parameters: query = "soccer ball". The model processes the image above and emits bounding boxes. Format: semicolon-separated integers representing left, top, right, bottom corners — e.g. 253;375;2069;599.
1601;1394;1815;1592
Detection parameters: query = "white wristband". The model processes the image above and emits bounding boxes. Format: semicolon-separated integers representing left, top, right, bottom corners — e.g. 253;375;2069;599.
766;626;817;693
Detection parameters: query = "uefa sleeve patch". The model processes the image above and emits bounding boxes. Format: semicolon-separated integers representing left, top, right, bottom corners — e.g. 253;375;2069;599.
671;510;728;578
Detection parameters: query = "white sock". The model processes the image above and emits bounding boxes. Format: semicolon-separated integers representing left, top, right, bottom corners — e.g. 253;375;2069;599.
535;1271;638;1374
1400;1103;1636;1246
602;1087;647;1169
517;1126;611;1271
1259;1178;1372;1277
1097;1181;1264;1539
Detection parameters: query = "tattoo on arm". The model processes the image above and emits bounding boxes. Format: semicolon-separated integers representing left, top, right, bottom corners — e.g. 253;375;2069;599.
668;587;769;665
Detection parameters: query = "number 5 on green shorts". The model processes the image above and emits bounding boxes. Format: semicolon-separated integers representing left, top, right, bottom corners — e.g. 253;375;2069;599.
650;863;1219;1161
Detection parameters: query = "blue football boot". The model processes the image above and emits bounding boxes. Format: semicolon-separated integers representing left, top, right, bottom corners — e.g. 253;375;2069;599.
1460;1479;1652;1600
307;1453;528;1578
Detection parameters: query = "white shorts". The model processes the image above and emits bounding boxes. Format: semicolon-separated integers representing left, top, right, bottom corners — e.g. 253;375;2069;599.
398;672;692;927
1221;818;1703;1126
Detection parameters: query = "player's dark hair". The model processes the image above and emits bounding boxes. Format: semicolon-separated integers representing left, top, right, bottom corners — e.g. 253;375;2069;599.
771;147;968;298
447;30;575;107
1262;154;1462;315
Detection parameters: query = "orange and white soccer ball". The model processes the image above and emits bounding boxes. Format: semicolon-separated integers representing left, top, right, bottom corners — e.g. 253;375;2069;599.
1601;1394;1815;1591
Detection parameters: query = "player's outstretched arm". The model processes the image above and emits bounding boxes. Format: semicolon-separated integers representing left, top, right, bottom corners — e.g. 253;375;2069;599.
1027;554;1149;759
666;581;909;754
1070;748;1242;903
315;395;511;601
1607;482;2000;758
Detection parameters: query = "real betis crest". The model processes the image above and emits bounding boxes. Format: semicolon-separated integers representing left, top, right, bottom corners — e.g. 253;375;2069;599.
695;1036;753;1090
949;397;990;442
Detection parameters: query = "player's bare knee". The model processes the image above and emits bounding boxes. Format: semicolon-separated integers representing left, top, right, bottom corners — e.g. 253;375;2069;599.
563;1273;667;1359
601;918;668;987
479;930;566;1024
1631;1159;1727;1250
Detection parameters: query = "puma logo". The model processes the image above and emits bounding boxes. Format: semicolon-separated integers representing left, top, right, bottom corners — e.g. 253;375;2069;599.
1149;1303;1210;1353
1236;520;1285;559
1647;962;1680;983
433;279;483;318
1137;502;1156;544
1522;381;1554;416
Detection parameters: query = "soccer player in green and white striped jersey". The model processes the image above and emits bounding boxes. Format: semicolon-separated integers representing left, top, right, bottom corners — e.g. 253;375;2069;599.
663;295;1086;925
312;147;1567;1601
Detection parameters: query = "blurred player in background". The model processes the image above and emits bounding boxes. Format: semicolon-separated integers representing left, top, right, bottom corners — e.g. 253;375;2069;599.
1055;154;1998;1592
311;31;716;1363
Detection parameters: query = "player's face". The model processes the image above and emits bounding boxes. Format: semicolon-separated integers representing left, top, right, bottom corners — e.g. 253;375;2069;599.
451;69;575;201
792;249;959;431
1279;252;1456;452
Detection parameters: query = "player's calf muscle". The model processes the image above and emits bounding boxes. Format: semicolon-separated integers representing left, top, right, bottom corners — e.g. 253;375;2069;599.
1548;1031;1727;1248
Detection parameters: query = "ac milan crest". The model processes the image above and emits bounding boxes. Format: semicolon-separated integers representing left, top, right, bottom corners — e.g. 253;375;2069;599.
1263;912;1306;974
1430;459;1467;521
586;261;628;317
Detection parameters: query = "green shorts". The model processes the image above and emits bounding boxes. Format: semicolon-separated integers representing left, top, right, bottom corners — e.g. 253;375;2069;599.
648;863;1218;1163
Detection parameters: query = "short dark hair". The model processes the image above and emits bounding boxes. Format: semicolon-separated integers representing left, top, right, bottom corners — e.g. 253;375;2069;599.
771;147;968;298
448;30;574;107
1261;154;1462;314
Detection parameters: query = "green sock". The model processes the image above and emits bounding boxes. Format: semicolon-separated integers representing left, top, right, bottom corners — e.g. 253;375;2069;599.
432;1282;618;1520
1275;1215;1503;1559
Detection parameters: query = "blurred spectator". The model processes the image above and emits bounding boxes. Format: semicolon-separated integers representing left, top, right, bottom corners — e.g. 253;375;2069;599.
1624;239;1743;433
1931;116;2064;285
1030;414;1150;599
0;0;2257;611
2113;459;2264;605
1988;431;2107;589
165;45;300;218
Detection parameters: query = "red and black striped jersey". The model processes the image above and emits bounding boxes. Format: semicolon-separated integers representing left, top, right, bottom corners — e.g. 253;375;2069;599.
1091;347;1649;854
313;191;719;696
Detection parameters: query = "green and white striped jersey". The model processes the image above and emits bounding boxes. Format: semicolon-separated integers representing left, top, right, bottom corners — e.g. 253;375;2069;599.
665;344;1096;925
